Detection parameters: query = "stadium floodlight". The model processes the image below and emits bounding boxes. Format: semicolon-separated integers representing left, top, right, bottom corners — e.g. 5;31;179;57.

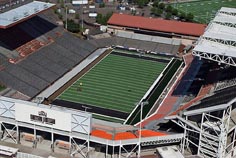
138;101;148;158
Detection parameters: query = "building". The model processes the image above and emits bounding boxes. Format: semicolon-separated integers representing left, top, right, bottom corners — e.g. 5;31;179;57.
107;13;206;40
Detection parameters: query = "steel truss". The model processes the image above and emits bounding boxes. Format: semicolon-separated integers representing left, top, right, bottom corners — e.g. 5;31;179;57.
167;100;236;158
219;11;236;17
192;51;236;66
213;21;236;28
202;36;236;47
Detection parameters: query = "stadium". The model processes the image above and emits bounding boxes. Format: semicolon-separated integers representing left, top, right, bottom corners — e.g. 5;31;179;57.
0;0;235;158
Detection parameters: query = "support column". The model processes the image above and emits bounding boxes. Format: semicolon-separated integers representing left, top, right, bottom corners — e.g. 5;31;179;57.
87;130;90;158
69;135;72;154
16;123;20;144
33;124;37;148
51;129;54;152
106;140;108;158
112;144;115;158
119;141;121;158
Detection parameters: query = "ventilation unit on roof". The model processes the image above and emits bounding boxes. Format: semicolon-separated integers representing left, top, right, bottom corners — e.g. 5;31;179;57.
43;4;48;9
23;12;29;17
12;16;19;21
162;147;168;151
34;7;39;13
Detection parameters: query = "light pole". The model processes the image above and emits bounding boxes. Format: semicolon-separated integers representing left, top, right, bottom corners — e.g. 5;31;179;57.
81;2;84;32
65;5;68;30
138;101;148;158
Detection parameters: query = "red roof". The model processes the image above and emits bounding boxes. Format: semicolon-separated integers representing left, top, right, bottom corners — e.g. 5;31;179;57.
108;13;206;37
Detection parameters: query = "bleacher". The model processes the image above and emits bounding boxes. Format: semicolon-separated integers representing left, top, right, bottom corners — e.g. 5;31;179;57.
0;14;98;98
0;25;34;50
90;36;179;54
172;57;203;96
215;78;236;91
187;85;236;111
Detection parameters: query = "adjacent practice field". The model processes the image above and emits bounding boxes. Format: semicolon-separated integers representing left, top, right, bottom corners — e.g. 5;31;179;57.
171;0;236;23
58;53;167;116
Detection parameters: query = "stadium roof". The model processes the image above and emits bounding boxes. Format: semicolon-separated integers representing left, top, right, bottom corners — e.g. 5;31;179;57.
213;13;236;25
0;1;55;29
219;7;236;15
193;7;236;66
107;13;206;37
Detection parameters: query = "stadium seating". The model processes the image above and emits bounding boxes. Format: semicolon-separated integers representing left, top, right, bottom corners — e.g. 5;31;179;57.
114;132;137;140
0;14;99;97
171;95;204;115
91;129;167;141
187;85;236;111
215;78;236;91
172;57;203;96
91;130;113;140
0;25;34;50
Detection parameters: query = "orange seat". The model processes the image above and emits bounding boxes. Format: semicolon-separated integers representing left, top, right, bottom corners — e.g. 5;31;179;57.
91;130;113;140
114;132;137;140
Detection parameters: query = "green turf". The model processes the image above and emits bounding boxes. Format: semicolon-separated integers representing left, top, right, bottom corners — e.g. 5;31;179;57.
0;85;5;92
171;0;236;23
58;53;167;114
126;59;183;125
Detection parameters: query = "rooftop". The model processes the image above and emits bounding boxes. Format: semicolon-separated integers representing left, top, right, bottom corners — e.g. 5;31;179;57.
107;13;206;37
193;7;236;60
0;1;55;29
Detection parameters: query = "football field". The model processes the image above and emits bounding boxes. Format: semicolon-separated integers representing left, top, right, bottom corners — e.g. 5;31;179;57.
58;53;167;114
171;0;236;23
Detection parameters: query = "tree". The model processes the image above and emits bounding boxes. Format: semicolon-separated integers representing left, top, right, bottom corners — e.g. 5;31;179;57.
165;5;172;13
96;12;113;25
151;7;163;16
60;0;64;8
172;8;178;16
156;8;163;16
158;3;165;9
179;11;186;20
66;19;80;33
75;13;80;19
131;9;136;15
99;2;105;8
165;12;172;20
153;0;159;7
136;0;148;8
186;13;194;22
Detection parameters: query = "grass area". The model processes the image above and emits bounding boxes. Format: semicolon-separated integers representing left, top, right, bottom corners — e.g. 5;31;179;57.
126;59;183;125
0;85;5;92
58;53;167;117
171;0;236;23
